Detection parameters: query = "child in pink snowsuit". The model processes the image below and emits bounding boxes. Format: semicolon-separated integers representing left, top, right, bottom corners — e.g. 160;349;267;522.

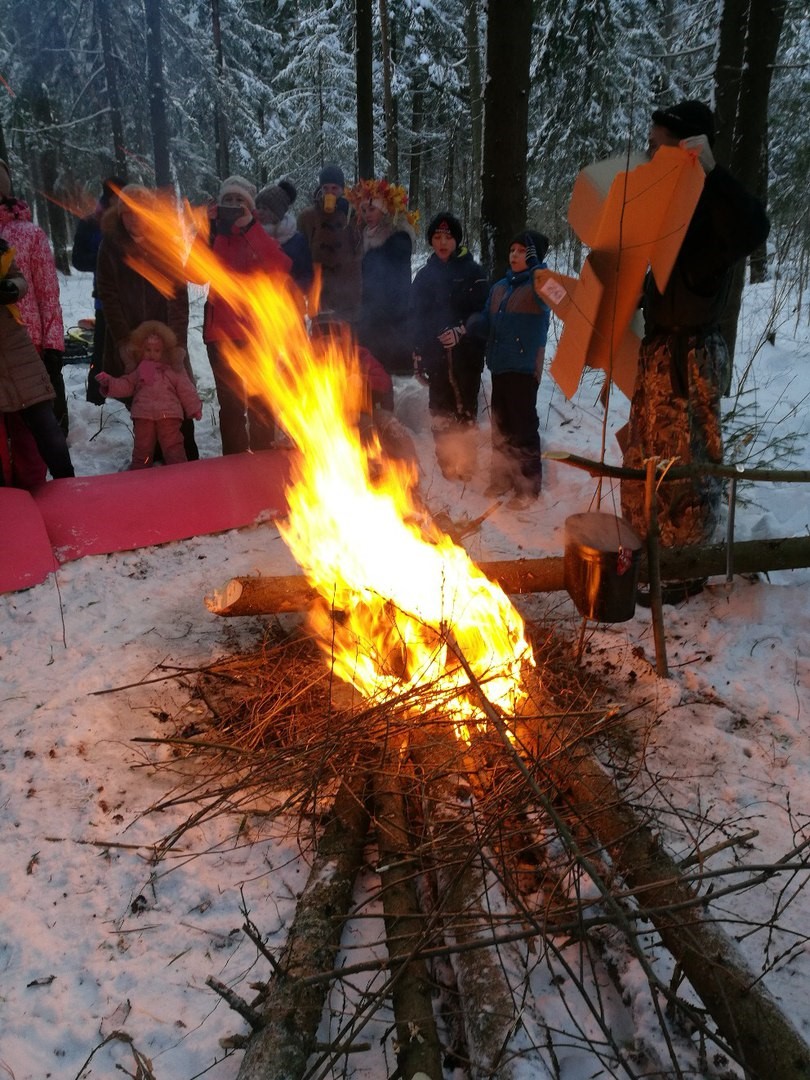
96;320;202;469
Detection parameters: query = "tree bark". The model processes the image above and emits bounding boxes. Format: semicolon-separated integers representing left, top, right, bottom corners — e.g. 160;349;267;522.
713;0;787;358
355;0;374;179
408;79;425;212
465;0;483;243
236;775;370;1079
143;0;172;187
479;0;532;276
95;0;127;177
211;0;230;180
203;536;810;617
373;767;443;1079
379;0;398;181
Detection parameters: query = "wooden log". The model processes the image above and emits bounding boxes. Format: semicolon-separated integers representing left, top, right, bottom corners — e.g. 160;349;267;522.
373;767;444;1080
236;774;370;1080
205;536;810;617
513;713;810;1080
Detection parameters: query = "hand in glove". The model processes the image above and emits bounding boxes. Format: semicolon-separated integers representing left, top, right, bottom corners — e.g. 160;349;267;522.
438;323;466;349
680;134;715;174
0;277;21;304
190;409;203;421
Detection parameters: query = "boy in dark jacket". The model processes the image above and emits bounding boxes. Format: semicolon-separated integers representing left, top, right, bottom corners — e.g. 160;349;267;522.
409;212;488;481
469;230;550;507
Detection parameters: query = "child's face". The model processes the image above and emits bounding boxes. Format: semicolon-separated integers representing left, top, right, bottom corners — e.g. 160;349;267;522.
431;231;457;262
509;244;529;273
142;335;164;364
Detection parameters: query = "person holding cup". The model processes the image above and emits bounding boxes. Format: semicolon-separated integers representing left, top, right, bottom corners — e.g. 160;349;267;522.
296;165;362;323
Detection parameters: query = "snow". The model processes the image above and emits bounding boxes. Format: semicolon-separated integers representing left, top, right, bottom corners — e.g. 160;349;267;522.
1;268;809;1079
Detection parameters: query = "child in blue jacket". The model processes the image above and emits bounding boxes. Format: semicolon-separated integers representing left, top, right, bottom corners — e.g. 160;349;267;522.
468;230;550;506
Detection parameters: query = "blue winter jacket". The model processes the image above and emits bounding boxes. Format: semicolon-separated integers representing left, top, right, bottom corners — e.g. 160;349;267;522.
469;265;550;376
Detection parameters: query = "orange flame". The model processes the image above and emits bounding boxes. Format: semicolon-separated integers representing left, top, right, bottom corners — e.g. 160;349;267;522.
121;191;535;738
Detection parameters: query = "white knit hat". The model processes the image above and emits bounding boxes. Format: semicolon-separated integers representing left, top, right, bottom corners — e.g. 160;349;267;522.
219;175;257;209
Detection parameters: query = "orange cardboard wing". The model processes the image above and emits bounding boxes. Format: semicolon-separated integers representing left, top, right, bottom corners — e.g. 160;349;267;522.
544;145;705;400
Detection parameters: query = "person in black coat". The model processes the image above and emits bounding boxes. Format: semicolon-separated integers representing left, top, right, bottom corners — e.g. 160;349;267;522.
620;101;770;560
71;176;126;405
409;212;488;481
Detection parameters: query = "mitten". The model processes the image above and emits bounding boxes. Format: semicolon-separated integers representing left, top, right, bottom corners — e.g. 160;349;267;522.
680;134;715;174
438;324;466;348
0;277;21;304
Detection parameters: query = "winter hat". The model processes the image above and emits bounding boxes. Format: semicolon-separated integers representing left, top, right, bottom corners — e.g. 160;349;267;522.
278;179;297;205
0;159;12;199
256;184;292;223
427;211;463;246
318;164;345;189
651;100;716;148
509;229;549;266
219;175;257;209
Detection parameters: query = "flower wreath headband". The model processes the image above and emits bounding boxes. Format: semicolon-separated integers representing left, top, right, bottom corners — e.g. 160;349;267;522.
347;178;420;228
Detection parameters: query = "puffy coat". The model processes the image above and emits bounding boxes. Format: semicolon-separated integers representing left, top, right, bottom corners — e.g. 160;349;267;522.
0;198;64;351
0;262;55;412
192;215;291;343
96;207;190;378
409;247;488;374
102;354;202;421
470;265;550;376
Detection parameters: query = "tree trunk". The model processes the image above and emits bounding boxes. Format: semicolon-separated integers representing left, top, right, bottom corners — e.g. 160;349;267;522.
143;0;172;187
379;0;398;181
713;0;787;358
479;0;532;276
465;0;483;246
355;0;374;179
28;85;70;273
211;0;230;180
408;80;424;212
95;0;127;177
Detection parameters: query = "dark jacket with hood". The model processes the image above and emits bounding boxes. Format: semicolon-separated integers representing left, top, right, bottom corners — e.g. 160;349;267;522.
96;206;190;379
409;247;488;375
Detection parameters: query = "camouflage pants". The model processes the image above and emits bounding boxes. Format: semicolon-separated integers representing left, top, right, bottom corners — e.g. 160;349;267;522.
620;330;729;548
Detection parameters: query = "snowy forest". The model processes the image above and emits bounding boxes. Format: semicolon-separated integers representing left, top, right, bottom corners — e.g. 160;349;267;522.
0;0;808;280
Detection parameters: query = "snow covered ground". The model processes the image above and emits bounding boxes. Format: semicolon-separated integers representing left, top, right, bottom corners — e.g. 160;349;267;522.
0;268;808;1079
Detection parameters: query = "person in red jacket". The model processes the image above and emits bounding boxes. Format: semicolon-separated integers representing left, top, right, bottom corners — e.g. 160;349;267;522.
194;176;292;454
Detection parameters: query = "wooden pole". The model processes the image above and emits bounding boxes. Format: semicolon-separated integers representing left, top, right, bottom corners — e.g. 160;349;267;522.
204;536;810;618
644;459;669;678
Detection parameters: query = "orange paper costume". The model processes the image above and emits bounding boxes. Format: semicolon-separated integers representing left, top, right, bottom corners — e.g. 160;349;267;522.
535;145;705;399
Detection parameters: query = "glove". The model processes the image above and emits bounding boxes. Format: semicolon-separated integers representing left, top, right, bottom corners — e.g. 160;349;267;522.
191;409;202;421
680;134;715;174
0;277;21;304
438;324;466;348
